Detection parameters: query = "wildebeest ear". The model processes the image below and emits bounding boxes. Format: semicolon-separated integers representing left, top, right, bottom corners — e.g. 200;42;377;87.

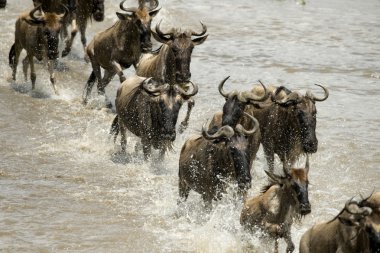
151;30;171;44
149;8;160;18
23;17;45;26
116;12;133;21
192;35;208;45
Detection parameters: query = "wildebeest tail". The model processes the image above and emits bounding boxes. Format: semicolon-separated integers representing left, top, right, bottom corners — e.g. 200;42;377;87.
110;115;119;142
9;43;15;67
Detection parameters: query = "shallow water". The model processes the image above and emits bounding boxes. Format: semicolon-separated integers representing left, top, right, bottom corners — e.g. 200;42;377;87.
0;0;379;252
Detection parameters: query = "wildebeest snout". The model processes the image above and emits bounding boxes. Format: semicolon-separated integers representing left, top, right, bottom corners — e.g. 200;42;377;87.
176;72;191;84
161;130;176;141
303;139;318;153
93;10;104;22
300;202;311;215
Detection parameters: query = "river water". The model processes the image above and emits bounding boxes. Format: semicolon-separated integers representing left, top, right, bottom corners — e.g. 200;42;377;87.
0;0;379;252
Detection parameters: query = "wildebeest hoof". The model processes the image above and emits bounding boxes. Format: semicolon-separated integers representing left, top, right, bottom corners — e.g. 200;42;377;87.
84;54;90;63
120;76;126;83
178;122;188;134
286;242;295;253
61;48;70;58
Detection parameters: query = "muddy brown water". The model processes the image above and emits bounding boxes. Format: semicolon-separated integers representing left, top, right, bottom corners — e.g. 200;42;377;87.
0;0;379;252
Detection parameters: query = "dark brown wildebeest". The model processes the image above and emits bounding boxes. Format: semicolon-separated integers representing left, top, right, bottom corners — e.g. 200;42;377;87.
300;192;380;253
83;0;160;106
33;0;105;58
110;76;198;161
178;112;259;210
61;0;106;58
136;21;208;132
9;4;68;94
208;76;269;169
247;84;329;172
240;157;311;253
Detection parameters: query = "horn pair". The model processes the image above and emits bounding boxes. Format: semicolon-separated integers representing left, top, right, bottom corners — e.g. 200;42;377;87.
142;78;198;97
174;82;198;97
273;84;329;105
344;199;372;217
120;0;159;13
218;76;269;103
202;113;259;140
29;4;69;22
155;21;207;41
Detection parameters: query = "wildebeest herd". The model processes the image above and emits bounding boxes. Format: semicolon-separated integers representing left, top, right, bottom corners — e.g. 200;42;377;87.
5;0;380;252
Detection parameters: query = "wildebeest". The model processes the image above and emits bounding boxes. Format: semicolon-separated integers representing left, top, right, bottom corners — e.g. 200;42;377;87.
240;157;311;253
300;192;380;253
136;20;208;132
208;76;269;168
178;113;259;209
9;4;68;94
248;84;329;171
61;0;106;58
83;0;160;106
110;76;198;160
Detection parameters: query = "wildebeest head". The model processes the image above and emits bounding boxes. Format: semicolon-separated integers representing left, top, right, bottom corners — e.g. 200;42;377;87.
272;84;329;154
202;113;259;192
152;21;208;84
337;193;380;252
218;76;268;127
117;0;160;53
142;78;198;141
265;156;311;215
91;0;105;21
24;4;68;60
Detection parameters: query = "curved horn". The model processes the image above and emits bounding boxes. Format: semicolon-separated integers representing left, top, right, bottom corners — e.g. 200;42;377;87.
138;0;159;10
155;20;174;39
202;120;235;141
345;199;372;217
238;80;269;103
191;22;207;37
29;4;43;21
306;84;329;102
272;87;302;106
175;81;198;97
218;76;232;98
58;3;69;20
142;78;169;94
120;0;137;13
235;112;259;136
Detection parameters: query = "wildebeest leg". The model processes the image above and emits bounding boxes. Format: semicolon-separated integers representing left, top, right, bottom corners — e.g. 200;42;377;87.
10;44;21;82
178;98;194;134
111;61;126;83
284;231;295;253
28;54;37;90
178;178;190;204
78;17;88;61
47;60;58;95
202;194;212;212
98;70;116;108
263;144;275;172
62;17;78;57
83;50;101;103
274;239;279;253
22;56;29;81
119;119;127;154
141;139;152;161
